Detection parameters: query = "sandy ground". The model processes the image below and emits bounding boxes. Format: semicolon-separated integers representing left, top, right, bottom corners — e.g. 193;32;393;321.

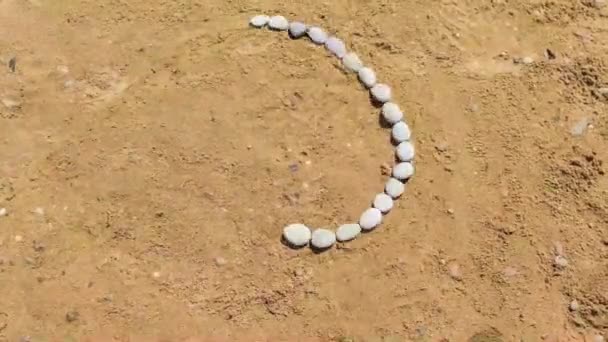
0;0;607;341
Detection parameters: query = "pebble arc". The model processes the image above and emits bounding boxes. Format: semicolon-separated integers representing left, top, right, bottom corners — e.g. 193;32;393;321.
311;228;337;249
283;224;312;247
396;141;415;162
392;162;414;180
359;208;383;231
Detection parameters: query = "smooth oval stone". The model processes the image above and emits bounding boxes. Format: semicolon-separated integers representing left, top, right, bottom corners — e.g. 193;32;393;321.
393;162;414;180
250;15;270;28
392;121;411;143
307;27;327;44
336;223;361;242
289;21;307;38
373;193;394;213
342;52;363;72
382;102;403;125
371;84;391;103
359;208;382;231
269;15;289;30
283;223;312;247
311;229;336;249
385;178;405;198
396;141;415;161
358;67;377;88
325;37;346;58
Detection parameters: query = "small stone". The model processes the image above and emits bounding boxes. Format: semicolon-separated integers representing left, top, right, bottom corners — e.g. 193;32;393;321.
8;57;16;72
57;65;69;74
593;335;605;342
381;102;403;125
342;52;363;72
522;56;534;64
370;84;391;103
569;299;580;311
288;21;307;38
396;141;415;161
268;15;289;30
447;262;462;280
373;193;394;213
311;229;336;249
34;207;45;215
336;223;361;242
2;98;21;109
214;257;227;266
14;235;23;242
65;311;79;323
250;15;270;28
553;241;565;256
307;27;328;44
571;117;590;136
0;208;6;217
283;223;312;247
554;255;568;268
392;122;411;143
380;162;392;175
447;208;455;215
358;67;377;88
359;208;382;231
152;271;161;278
392;162;414;180
385;178;405;198
325;37;347;58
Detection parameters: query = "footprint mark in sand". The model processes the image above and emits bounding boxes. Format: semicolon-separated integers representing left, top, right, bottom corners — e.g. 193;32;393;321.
249;15;416;252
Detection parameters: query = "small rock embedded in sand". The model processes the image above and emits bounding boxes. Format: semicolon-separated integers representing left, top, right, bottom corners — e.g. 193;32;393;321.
447;262;462;280
385;178;405;198
283;223;312;247
336;223;361;242
554;255;568;268
392;122;411;143
307;27;328;44
359;208;382;231
370;84;392;103
0;208;6;217
358;67;377;88
250;15;270;28
593;335;605;342
569;299;580;311
14;235;23;242
2;98;21;110
34;207;45;216
268;15;289;30
288;21;307;38
373;193;394;213
152;271;161;278
396;141;415;162
325;37;347;58
65;310;79;323
381;102;403;125
342;52;363;72
392;162;414;180
522;56;534;64
571;117;590;136
311;229;336;249
214;257;227;266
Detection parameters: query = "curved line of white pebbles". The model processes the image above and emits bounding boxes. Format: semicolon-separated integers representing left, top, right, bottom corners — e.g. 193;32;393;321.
250;15;415;251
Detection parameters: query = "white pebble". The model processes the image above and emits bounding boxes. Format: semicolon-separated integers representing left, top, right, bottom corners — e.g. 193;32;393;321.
392;162;414;180
268;15;289;30
325;37;346;58
14;235;23;242
250;15;270;28
289;21;307;38
554;255;568;268
358;67;376;88
311;229;336;249
385;178;405;198
359;208;382;231
373;193;394;213
342;52;363;72
283;223;312;247
392;122;411;143
382;102;403;125
396;141;415;162
152;271;161;278
307;27;327;44
0;208;6;217
371;84;391;103
336;223;361;242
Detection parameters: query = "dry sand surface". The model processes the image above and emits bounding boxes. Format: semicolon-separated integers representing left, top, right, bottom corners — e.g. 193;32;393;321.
1;0;607;341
